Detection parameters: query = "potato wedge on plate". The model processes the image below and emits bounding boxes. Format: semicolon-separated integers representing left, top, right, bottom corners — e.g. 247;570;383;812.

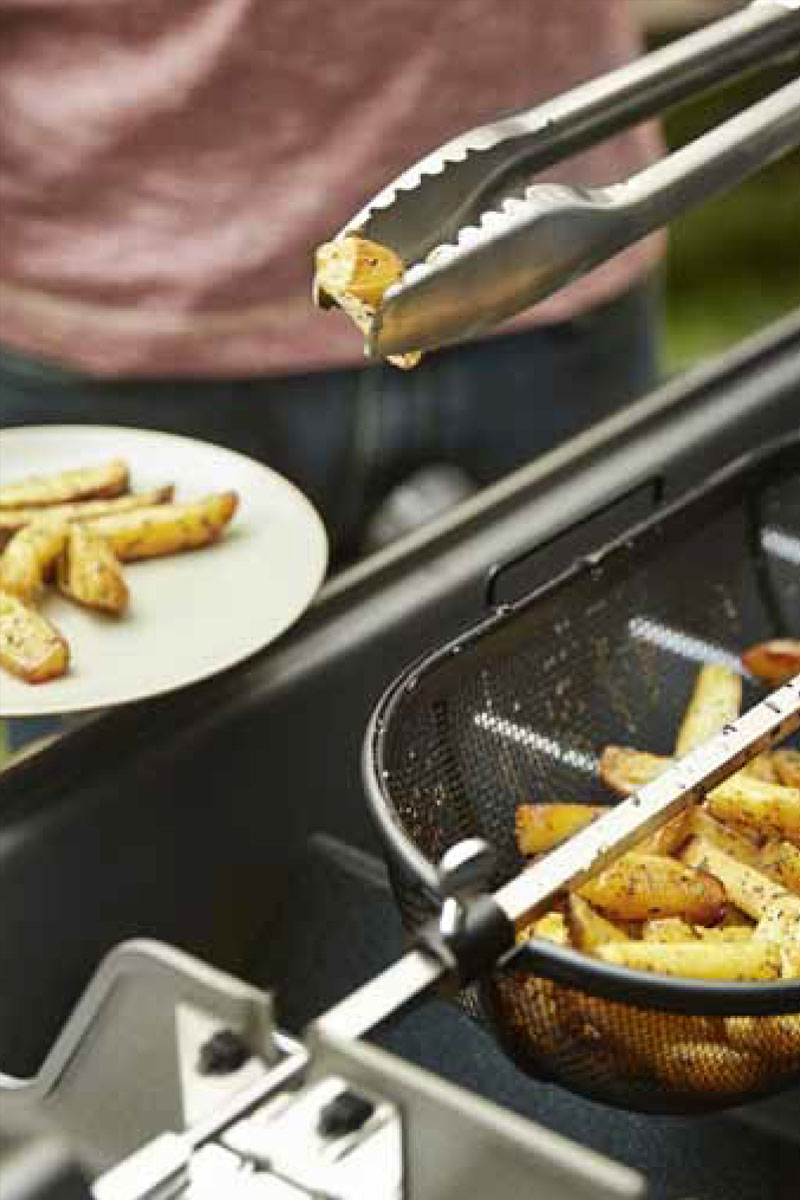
58;525;129;616
0;485;174;546
89;492;238;562
0;518;69;604
0;459;129;510
0;589;69;683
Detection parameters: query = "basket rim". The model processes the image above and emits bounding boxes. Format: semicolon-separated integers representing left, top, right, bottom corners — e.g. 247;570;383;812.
363;430;800;1015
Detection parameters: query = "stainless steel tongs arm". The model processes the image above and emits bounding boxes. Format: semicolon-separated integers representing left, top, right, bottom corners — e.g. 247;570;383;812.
374;66;800;356
333;0;800;358
344;0;800;268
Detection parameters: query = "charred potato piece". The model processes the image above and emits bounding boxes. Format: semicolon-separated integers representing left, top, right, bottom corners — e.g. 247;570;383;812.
0;518;69;603
675;664;741;757
0;589;69;683
0;459;129;511
579;852;725;924
314;235;422;370
743;640;800;686
88;493;238;562
58;525;129;615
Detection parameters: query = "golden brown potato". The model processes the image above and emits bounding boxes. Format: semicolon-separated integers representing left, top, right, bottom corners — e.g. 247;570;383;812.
597;746;671;797
88;493;238;562
739;753;780;784
642;917;697;943
0;459;129;511
0;486;174;543
58;525;129;616
773;749;800;790
755;896;800;978
743;640;800;686
595;939;782;981
638;809;694;857
758;839;800;897
0;518;69;604
314;235;422;370
693;925;753;943
518;911;570;946
706;774;800;844
568;895;629;952
675;664;741;757
515;803;607;857
683;837;788;920
688;809;763;864
0;589;69;683
658;1040;768;1094
580;852;725;924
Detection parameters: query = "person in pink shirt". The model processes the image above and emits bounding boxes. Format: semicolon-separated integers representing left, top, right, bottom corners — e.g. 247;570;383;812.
0;0;663;562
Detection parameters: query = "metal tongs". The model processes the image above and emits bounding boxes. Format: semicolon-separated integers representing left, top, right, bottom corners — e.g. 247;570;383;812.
326;0;800;359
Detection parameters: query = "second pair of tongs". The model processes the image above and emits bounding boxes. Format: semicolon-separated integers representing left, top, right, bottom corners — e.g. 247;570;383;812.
317;0;800;361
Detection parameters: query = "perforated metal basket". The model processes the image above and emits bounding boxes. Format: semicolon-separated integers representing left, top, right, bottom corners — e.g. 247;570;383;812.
365;433;800;1114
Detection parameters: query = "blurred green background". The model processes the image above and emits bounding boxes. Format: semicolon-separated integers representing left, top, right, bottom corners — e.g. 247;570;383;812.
660;58;800;373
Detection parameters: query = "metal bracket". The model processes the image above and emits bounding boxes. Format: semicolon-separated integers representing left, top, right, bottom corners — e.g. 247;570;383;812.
0;940;278;1173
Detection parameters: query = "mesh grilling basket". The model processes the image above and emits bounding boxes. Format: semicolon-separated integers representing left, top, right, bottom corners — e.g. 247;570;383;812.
364;433;800;1115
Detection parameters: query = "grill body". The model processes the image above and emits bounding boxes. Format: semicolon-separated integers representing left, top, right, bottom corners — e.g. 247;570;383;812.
368;434;800;1113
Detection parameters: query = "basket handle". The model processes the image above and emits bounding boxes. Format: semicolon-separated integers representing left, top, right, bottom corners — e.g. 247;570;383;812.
485;477;664;610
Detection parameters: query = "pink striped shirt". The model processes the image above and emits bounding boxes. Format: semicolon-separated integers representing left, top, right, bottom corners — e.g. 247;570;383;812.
0;0;663;378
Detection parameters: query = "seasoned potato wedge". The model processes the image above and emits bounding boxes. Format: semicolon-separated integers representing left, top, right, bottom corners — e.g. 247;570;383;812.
568;895;629;951
773;749;800;790
58;525;129;615
0;518;69;603
0;589;69;683
743;639;800;686
518;911;570;946
642;917;697;943
755;896;800;977
675;664;741;757
580;852;725;924
515;803;607;857
639;809;694;857
88;493;238;562
595;939;782;981
739;753;780;784
314;235;422;370
693;925;753;943
597;746;671;797
688;809;763;864
758;839;800;897
0;459;128;510
706;774;800;844
0;486;173;545
683;837;788;920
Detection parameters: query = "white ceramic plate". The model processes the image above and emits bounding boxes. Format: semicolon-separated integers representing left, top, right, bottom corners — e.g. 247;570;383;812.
0;426;328;716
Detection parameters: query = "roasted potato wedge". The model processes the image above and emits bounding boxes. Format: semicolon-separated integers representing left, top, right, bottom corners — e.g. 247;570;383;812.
0;589;69;683
0;518;69;603
314;235;422;370
580;852;725;924
642;917;697;943
758;839;800;897
0;485;173;545
773;749;800;790
58;525;129;615
739;753;780;784
683;837;788;920
693;925;753;943
706;774;800;844
88;492;238;562
755;896;800;977
675;664;741;757
595;939;782;981
597;746;670;797
743;639;800;686
515;803;607;857
0;459;129;511
568;895;629;951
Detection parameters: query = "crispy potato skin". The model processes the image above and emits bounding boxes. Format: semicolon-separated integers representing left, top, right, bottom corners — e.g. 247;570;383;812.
0;519;69;604
0;486;173;543
58;525;129;615
0;459;129;510
596;939;782;981
675;664;741;757
580;852;725;924
0;589;69;682
515;803;607;857
743;640;800;686
88;492;238;562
